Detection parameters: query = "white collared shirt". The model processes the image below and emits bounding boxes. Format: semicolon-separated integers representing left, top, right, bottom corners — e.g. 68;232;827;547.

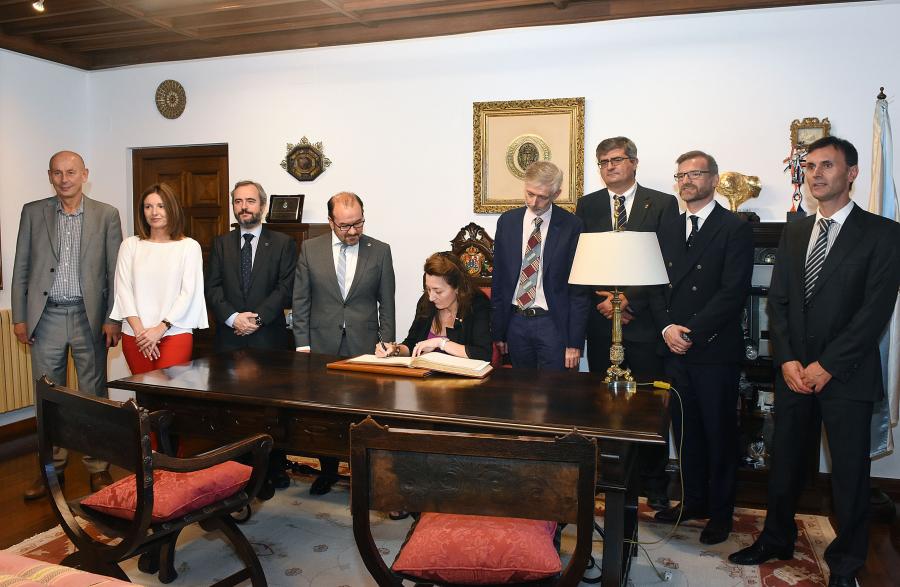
805;201;854;261
684;198;717;241
332;231;360;297
608;182;638;226
511;205;553;310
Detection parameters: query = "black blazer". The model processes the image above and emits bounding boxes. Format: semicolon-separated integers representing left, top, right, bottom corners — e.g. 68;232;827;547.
401;292;492;362
205;227;298;351
490;205;590;348
650;202;754;363
768;205;900;402
576;184;679;344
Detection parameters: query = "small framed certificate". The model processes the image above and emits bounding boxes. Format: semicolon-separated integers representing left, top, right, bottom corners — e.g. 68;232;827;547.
266;194;304;223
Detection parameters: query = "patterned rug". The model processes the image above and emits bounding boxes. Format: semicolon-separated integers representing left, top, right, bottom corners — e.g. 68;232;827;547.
5;461;836;586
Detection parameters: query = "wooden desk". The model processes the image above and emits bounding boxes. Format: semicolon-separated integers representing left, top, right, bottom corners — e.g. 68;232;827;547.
110;349;668;587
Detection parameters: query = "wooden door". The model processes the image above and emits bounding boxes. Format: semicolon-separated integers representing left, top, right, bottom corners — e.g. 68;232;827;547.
132;145;229;262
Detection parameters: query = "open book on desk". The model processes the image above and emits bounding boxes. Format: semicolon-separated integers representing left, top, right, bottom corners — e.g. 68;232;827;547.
347;352;493;378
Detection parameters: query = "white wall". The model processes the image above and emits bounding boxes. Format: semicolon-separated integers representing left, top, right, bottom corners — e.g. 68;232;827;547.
2;1;899;475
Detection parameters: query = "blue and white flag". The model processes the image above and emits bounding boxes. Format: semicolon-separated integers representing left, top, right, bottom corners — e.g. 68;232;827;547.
868;94;900;458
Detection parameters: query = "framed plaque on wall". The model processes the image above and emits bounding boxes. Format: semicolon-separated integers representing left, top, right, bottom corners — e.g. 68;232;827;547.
266;195;304;223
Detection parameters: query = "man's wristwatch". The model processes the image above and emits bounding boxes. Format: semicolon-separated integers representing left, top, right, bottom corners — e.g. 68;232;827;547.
161;319;173;331
254;315;262;326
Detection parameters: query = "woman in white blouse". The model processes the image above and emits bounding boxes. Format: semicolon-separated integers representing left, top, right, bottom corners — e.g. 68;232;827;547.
111;183;208;374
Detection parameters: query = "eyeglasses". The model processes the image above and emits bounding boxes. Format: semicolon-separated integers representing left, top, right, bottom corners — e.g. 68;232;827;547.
333;219;365;232
598;156;633;168
674;170;711;181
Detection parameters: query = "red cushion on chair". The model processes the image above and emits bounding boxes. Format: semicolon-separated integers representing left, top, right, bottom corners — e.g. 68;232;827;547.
392;513;560;584
81;461;252;522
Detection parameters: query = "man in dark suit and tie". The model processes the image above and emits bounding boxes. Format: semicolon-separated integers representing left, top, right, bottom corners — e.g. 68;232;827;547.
293;191;395;494
491;161;589;370
649;150;754;546
576;137;679;510
206;180;297;352
729;137;900;587
206;180;298;494
13;150;123;499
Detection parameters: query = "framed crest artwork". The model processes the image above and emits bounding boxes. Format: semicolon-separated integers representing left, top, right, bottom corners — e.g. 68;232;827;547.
473;97;585;213
266;195;304;223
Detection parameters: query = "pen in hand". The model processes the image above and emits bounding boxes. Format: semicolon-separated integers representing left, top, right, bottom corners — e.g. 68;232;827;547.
377;331;387;352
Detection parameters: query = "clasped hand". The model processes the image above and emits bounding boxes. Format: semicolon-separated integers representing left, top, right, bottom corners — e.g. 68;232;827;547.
135;323;165;360
233;312;260;336
596;290;634;324
782;360;832;394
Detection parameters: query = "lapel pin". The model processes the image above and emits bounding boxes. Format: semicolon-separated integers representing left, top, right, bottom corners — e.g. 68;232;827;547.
644;202;650;209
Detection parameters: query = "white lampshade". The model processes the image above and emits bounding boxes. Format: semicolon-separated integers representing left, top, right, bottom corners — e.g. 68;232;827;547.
568;231;669;286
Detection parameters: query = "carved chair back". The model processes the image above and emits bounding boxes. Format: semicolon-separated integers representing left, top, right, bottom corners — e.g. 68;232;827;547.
450;222;495;290
349;416;597;586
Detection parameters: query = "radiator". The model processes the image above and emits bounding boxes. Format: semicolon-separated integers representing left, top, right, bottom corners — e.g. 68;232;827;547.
0;308;78;414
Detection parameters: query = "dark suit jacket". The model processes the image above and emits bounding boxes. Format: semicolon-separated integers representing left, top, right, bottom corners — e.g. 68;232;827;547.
205;226;298;351
576;184;679;344
292;233;396;356
401;291;492;362
12;196;122;339
768;205;900;402
650;202;754;364
491;204;589;349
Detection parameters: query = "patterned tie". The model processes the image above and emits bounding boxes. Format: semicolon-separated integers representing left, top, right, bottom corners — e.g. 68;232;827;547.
336;243;349;300
686;215;700;249
240;233;254;294
515;217;543;309
804;218;835;303
613;195;627;231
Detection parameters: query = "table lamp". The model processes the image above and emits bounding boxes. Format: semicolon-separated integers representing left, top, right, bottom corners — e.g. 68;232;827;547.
568;231;670;391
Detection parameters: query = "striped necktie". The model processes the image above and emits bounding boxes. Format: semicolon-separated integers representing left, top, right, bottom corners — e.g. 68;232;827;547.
336;243;349;300
804;218;835;303
613;195;627;231
515;217;543;309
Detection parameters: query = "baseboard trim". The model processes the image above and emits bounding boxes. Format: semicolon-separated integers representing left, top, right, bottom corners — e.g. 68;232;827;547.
0;417;36;444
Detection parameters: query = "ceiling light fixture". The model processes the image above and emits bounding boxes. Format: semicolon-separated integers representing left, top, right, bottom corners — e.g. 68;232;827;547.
32;1;45;12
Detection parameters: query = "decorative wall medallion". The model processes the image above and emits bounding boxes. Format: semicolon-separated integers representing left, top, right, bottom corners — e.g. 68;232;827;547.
280;137;332;182
155;80;186;119
505;134;551;180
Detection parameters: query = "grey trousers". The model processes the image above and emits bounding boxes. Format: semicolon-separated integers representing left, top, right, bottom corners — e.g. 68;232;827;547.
31;302;109;473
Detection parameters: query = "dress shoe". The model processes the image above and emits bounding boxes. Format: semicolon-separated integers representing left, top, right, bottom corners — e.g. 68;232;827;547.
388;510;411;521
646;494;670;511
269;468;291;490
728;540;793;565
309;474;338;496
699;520;732;545
89;471;114;493
654;503;708;524
828;574;856;587
23;473;64;501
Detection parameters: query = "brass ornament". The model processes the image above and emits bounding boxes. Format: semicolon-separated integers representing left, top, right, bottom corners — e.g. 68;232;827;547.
280;137;332;182
717;171;761;212
154;80;186;119
505;134;551;179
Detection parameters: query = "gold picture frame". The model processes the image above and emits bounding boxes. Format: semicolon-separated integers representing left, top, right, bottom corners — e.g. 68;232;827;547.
473;97;585;213
790;117;831;148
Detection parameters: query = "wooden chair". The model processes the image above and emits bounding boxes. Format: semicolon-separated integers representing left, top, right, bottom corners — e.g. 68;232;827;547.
35;376;273;586
350;417;597;586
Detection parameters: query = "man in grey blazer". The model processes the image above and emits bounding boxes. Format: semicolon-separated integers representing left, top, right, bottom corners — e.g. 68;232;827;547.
12;150;123;499
293;191;395;493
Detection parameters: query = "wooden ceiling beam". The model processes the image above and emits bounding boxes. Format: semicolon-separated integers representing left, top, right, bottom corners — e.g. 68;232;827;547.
0;0;105;25
147;0;320;20
316;0;373;27
0;27;92;68
5;14;136;36
93;0;200;39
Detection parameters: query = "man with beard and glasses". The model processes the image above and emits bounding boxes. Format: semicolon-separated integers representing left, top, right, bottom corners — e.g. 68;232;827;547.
206;180;298;495
648;150;753;546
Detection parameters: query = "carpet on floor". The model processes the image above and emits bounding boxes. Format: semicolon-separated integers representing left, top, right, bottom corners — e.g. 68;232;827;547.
5;460;836;586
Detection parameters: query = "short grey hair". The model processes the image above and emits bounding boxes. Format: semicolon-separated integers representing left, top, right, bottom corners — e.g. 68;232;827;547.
676;150;718;175
231;180;267;207
523;161;564;193
596;137;637;160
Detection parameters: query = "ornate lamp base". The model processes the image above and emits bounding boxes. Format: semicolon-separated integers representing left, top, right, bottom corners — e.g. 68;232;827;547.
604;341;636;392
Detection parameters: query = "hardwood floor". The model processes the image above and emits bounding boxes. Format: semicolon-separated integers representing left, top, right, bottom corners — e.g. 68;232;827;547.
1;433;898;586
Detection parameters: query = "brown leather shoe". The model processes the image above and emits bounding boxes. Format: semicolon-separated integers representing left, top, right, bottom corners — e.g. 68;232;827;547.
23;473;64;501
90;471;114;493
